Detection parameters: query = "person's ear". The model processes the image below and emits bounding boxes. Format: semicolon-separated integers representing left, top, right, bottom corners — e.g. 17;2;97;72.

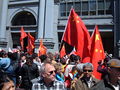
42;73;46;77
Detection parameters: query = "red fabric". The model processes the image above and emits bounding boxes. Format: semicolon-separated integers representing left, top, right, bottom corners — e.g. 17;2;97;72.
38;39;47;56
20;27;27;51
60;44;66;58
90;25;105;80
26;32;35;55
62;9;91;62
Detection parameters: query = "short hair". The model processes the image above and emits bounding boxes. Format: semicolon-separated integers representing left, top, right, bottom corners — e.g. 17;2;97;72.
0;69;11;89
70;54;80;62
39;55;47;63
54;63;62;71
47;52;55;60
31;53;38;59
40;62;53;75
76;63;84;72
83;63;94;70
70;54;76;62
0;51;7;58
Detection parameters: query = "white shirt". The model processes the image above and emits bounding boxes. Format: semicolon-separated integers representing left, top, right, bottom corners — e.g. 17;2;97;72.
111;84;119;90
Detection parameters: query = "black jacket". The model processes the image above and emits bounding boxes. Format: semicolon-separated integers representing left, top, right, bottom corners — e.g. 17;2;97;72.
20;63;39;90
90;77;120;90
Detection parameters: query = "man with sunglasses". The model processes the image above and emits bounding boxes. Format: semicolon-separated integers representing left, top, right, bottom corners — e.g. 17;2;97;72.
32;62;66;90
91;59;120;90
72;63;99;90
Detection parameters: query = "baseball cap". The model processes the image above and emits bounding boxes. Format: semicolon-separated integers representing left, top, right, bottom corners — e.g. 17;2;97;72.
107;59;120;68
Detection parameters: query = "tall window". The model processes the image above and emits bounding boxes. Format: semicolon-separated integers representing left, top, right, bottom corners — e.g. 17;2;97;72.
82;0;89;15
89;0;96;15
59;0;112;17
98;0;105;15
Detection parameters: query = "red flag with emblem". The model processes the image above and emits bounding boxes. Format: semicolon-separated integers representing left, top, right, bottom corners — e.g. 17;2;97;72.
91;25;105;80
20;27;27;51
26;32;35;55
60;9;91;62
38;39;47;56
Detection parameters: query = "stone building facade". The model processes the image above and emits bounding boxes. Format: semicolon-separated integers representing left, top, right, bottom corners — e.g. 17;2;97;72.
0;0;120;57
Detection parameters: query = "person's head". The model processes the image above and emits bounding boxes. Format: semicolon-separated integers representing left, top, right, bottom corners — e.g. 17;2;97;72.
20;53;26;61
70;54;76;62
74;55;81;64
40;62;56;84
31;53;38;60
7;52;18;61
0;70;15;90
76;63;84;75
83;63;93;78
47;52;55;61
107;59;120;83
54;63;62;74
60;57;67;65
70;54;80;64
39;54;47;63
26;56;33;65
0;51;7;58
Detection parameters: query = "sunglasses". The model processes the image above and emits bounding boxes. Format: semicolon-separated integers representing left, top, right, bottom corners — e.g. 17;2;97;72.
83;70;93;72
48;70;55;75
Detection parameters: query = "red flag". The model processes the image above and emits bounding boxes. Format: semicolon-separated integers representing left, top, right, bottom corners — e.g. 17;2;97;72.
20;27;27;51
90;25;105;80
38;39;47;56
26;32;35;55
61;9;91;62
60;44;66;58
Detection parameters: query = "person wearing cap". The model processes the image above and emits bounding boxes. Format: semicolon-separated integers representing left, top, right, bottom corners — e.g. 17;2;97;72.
90;58;120;90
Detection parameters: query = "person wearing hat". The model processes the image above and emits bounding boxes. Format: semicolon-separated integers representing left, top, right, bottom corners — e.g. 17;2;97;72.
90;58;120;90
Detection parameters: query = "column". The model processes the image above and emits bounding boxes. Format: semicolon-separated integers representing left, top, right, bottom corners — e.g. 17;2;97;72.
114;0;120;57
37;0;45;39
44;0;54;39
35;0;55;53
0;0;8;49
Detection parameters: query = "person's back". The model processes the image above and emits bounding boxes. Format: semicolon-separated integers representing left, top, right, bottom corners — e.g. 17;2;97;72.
0;57;16;84
20;56;39;90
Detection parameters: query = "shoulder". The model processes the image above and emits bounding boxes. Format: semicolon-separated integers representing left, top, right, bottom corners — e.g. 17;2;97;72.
0;58;11;69
0;58;10;63
92;77;100;83
54;79;66;89
90;80;105;90
54;79;65;85
31;76;41;84
75;79;86;86
32;63;38;68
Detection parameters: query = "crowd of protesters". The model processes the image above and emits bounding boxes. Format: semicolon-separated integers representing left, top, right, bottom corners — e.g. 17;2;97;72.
0;49;120;90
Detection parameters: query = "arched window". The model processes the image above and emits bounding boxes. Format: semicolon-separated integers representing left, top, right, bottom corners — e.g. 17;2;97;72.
12;11;36;26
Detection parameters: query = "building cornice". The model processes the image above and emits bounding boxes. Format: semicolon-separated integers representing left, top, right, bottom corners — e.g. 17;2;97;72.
9;0;38;6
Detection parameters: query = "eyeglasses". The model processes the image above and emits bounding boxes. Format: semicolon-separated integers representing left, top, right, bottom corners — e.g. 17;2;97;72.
83;70;93;72
48;70;55;75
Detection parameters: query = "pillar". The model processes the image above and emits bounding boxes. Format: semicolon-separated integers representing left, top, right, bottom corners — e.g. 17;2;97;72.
0;0;8;49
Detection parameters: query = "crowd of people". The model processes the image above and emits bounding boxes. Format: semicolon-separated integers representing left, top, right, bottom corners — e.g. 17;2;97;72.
0;49;120;90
